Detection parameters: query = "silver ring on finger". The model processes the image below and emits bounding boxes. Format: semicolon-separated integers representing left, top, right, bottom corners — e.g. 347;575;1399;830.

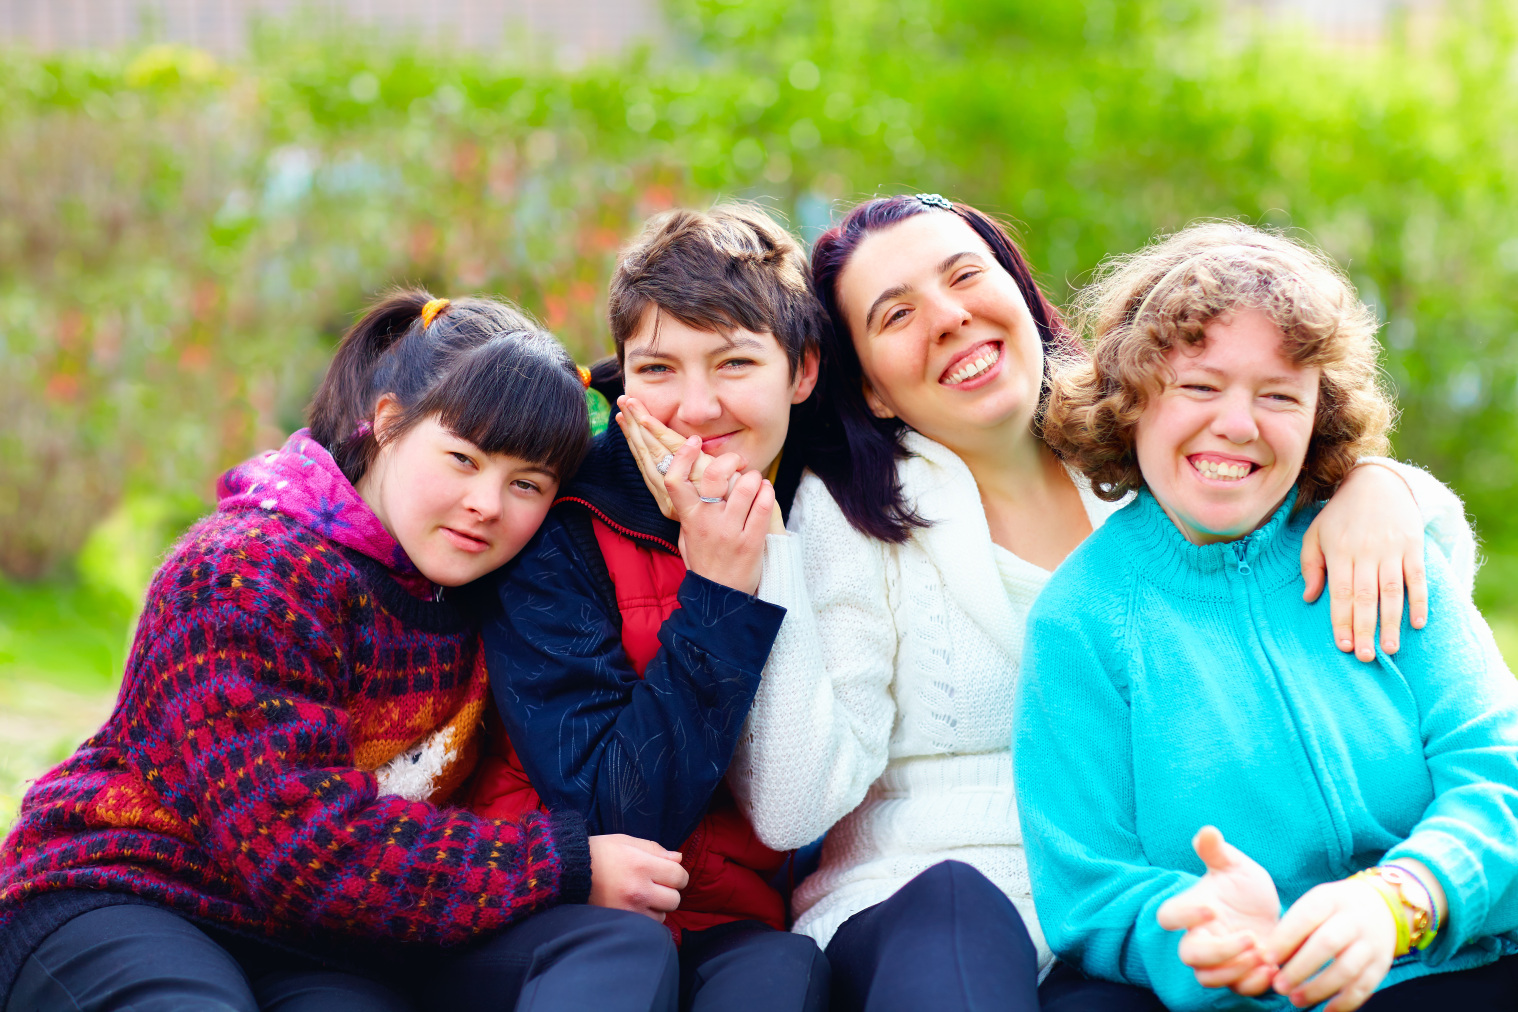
698;495;725;504
655;453;674;476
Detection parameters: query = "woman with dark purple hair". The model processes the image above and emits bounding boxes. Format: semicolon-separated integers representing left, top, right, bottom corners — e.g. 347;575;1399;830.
725;195;1474;1011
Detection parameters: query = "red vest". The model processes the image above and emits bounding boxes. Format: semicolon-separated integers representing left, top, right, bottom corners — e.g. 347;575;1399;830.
468;517;786;940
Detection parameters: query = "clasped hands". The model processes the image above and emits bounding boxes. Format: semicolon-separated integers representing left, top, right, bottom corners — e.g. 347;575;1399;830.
616;395;781;596
1157;827;1398;1012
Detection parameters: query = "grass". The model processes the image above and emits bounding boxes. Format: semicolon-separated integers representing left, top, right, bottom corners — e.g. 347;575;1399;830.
0;492;195;829
0;578;133;828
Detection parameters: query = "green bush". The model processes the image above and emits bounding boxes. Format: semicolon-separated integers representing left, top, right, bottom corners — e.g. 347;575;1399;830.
1;0;1515;611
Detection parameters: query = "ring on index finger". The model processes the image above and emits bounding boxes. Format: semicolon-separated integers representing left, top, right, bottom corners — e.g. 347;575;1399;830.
698;495;725;504
655;454;674;476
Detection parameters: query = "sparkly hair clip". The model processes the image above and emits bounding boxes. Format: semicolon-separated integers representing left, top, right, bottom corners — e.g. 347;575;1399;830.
577;365;592;389
420;297;451;328
352;419;372;439
914;193;953;211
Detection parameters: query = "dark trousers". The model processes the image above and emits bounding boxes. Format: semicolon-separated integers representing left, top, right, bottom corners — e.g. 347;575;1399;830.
824;860;1163;1012
8;902;679;1012
1362;954;1518;1010
677;919;829;1012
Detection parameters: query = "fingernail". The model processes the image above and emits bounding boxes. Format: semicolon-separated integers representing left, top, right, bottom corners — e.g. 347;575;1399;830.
1338;638;1352;649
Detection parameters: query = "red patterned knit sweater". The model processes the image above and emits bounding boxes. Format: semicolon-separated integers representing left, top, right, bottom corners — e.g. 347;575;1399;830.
0;432;590;1002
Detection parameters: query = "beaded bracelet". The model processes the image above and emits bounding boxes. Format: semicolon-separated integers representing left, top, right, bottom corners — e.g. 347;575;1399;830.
1394;863;1441;938
1353;872;1414;956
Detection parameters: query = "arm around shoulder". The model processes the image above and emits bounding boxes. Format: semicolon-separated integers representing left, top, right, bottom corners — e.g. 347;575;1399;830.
1359;457;1478;598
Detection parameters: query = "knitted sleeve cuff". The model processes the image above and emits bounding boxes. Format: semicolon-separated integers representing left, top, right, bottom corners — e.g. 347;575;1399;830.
549;808;593;905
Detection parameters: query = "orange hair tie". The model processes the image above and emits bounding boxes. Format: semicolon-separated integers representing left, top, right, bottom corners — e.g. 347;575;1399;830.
420;297;451;328
577;365;592;389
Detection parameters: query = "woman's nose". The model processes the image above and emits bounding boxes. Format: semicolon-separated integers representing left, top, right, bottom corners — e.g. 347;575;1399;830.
923;289;972;341
675;374;723;425
1211;390;1260;444
464;484;504;522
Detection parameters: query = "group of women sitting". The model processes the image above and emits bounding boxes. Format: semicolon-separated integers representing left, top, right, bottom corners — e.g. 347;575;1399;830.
1;193;1515;1012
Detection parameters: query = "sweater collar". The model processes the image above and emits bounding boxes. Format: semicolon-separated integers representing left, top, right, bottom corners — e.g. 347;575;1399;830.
1116;487;1317;597
554;423;681;554
216;429;419;575
897;431;1121;658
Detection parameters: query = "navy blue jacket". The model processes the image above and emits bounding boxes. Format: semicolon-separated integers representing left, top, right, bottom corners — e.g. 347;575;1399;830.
481;424;787;850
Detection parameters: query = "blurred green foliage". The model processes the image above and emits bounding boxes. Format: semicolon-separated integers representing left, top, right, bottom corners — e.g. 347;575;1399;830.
0;0;1515;610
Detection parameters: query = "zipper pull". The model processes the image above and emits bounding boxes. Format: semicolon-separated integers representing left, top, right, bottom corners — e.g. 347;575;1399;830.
1227;544;1251;576
433;584;444;602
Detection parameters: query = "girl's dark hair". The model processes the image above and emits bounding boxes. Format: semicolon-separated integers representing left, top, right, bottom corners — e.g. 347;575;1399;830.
806;196;1084;543
308;287;589;485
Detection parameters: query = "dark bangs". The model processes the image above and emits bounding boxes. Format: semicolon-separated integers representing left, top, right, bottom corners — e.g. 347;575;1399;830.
409;333;589;481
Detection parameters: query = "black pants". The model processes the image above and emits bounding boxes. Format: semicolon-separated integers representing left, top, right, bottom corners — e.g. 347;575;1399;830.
824;860;1163;1012
8;902;680;1012
678;919;829;1012
1359;954;1518;1010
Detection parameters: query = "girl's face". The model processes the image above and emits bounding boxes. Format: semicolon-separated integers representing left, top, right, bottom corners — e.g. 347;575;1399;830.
835;212;1046;449
1134;309;1320;545
358;402;560;586
622;308;818;475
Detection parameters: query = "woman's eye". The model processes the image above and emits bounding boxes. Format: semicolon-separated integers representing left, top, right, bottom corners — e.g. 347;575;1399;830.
637;363;672;375
884;306;911;328
512;479;541;493
720;358;755;370
1181;383;1217;393
451;451;476;467
952;268;983;285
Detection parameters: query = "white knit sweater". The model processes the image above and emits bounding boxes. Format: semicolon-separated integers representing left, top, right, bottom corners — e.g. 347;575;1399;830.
729;431;1474;971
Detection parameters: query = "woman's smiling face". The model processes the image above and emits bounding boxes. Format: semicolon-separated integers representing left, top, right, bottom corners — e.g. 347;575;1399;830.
1134;309;1320;544
358;403;560;586
621;308;817;475
835;211;1047;448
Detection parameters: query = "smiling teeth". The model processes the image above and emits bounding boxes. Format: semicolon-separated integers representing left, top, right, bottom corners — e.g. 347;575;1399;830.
1194;459;1252;481
946;346;1001;385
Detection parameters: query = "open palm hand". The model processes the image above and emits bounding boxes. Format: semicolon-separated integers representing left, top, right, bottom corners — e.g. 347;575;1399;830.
1158;826;1283;995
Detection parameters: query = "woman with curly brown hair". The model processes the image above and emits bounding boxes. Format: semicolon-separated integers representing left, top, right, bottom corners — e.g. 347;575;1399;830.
1017;222;1518;1012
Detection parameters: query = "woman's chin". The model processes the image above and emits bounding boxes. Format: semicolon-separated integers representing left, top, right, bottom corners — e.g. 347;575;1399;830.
931;384;1036;436
1169;503;1273;545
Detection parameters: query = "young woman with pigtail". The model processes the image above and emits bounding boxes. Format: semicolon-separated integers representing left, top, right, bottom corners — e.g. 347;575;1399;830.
0;289;689;1012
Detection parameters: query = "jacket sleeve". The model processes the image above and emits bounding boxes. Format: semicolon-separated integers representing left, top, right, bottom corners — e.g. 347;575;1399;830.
1358;457;1478;598
1014;578;1275;1012
729;475;900;851
121;572;590;946
1382;550;1518;960
483;514;785;849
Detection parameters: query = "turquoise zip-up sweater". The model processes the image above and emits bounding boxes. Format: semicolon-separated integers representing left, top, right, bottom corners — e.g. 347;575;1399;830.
1015;490;1518;1011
